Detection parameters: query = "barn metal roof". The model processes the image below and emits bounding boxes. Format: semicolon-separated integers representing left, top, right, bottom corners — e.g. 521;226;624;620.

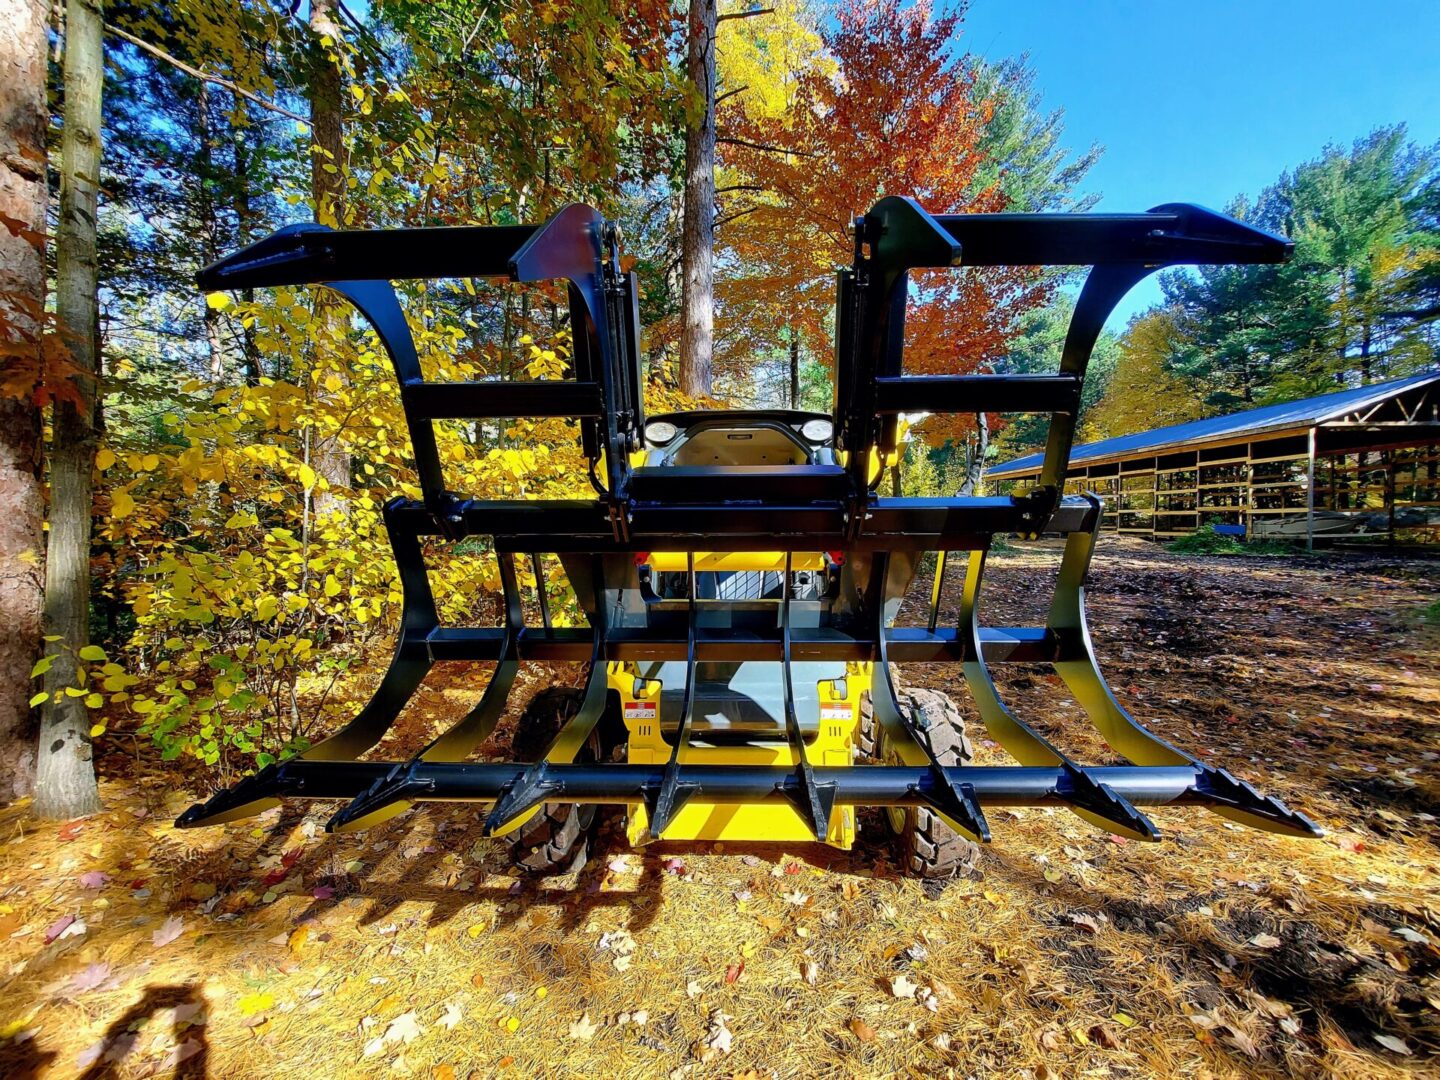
986;371;1440;479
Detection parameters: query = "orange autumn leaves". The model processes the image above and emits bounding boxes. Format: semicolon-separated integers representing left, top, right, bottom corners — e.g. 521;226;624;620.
718;0;1052;443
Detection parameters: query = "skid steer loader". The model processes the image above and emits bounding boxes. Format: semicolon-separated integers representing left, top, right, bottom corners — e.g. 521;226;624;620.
177;197;1321;876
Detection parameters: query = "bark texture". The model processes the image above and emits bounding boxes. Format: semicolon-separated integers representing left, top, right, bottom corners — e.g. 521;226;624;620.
308;0;350;515
0;0;49;801
36;0;103;819
678;0;717;398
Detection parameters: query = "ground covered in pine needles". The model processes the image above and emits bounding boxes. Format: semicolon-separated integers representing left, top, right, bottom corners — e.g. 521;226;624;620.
1;538;1438;1080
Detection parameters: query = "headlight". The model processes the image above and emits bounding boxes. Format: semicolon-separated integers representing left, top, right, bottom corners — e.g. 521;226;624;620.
645;420;678;445
800;418;833;443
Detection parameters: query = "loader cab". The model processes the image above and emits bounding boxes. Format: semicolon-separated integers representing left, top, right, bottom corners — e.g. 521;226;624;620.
638;409;837;468
627;409;849;505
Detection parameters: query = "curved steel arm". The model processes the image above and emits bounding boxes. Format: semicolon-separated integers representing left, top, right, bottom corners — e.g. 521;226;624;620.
174;499;440;827
1046;497;1321;838
952;546;1161;841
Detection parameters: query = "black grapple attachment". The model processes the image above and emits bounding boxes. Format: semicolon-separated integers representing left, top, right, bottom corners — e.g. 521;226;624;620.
176;198;1320;851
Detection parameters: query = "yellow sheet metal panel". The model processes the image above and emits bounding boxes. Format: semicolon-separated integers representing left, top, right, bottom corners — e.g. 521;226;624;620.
646;551;826;572
627;800;856;847
609;658;870;849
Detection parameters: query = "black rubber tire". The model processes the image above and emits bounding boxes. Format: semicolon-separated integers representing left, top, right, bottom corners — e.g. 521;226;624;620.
856;691;878;760
866;684;979;879
504;685;611;875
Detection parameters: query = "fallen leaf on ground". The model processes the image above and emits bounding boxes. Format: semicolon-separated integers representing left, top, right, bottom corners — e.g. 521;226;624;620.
237;991;274;1017
695;1009;733;1061
888;974;918;999
70;962;113;992
1374;1033;1412;1055
1248;933;1282;949
44;914;76;943
152;915;184;947
568;1013;598;1041
849;1017;877;1042
386;1011;423;1045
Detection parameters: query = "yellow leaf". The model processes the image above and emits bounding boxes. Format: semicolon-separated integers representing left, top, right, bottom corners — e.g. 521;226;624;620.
505;1016;519;1033
28;691;48;707
206;292;232;311
534;987;547;1000
89;722;106;738
288;926;309;954
111;489;135;519
84;695;103;709
324;574;342;597
298;464;317;490
238;991;274;1016
78;645;106;662
95;448;117;471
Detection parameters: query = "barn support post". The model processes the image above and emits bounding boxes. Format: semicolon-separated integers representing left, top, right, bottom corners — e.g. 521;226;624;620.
1305;427;1317;552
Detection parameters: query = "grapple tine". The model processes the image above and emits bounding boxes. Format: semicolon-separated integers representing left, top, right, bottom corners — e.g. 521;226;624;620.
648;554;700;842
917;778;991;844
485;632;614;837
174;764;285;828
482;762;566;836
871;554;990;845
1058;769;1161;842
327;553;526;834
957;545;1157;840
326;769;434;834
1195;766;1323;838
780;553;837;842
645;779;701;842
1046;513;1322;839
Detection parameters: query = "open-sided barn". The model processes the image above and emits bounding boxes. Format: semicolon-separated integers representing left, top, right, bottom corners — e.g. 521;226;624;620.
986;372;1440;546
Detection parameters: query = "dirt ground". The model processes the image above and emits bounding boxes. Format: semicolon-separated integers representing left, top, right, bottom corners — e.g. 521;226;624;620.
1;537;1438;1080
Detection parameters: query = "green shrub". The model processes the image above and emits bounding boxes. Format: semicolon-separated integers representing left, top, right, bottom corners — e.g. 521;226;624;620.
1166;522;1296;557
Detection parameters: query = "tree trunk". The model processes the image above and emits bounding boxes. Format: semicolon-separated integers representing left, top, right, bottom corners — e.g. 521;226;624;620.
788;332;800;409
195;83;225;380
0;0;49;801
230;93;262;384
35;0;103;819
308;0;349;515
678;0;717;399
959;412;989;496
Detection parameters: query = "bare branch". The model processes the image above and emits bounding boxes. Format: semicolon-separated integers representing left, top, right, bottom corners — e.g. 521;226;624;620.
716;135;816;158
718;7;774;22
716;84;748;105
105;24;311;125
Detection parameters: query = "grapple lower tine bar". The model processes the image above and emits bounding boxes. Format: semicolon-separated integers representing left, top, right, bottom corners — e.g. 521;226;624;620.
779;553;838;840
646;554;701;838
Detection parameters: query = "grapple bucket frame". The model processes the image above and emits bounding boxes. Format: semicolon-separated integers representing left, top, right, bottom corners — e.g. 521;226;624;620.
177;197;1320;847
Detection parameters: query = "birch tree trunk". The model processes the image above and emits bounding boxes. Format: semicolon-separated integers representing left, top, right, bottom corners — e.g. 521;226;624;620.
36;0;103;819
0;0;49;801
678;0;716;398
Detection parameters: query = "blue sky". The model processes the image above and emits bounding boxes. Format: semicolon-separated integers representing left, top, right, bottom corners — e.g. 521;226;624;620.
959;0;1440;327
